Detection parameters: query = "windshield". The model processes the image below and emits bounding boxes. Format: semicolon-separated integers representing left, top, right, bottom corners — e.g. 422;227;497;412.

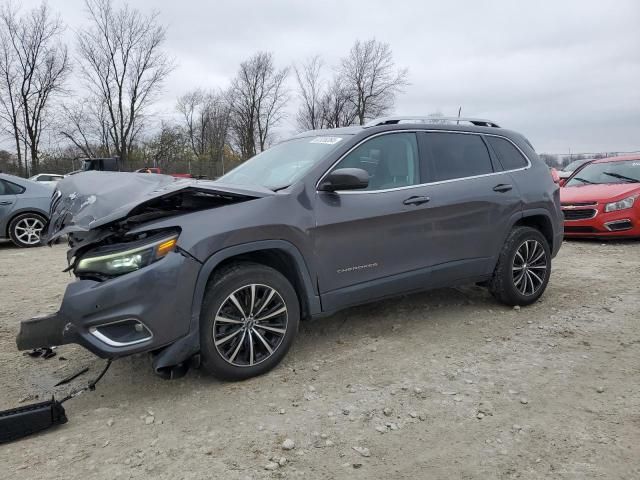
218;135;349;190
567;160;640;186
564;159;590;171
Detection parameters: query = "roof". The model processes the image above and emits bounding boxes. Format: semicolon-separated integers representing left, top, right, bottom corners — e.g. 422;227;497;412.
592;154;640;164
0;172;23;182
290;126;363;139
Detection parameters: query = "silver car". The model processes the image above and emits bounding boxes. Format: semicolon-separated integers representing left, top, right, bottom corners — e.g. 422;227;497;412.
0;173;52;247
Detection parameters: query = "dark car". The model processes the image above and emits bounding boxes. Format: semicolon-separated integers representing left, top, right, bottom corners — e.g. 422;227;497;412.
17;117;563;380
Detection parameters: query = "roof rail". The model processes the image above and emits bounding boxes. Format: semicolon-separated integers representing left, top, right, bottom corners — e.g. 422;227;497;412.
364;116;500;128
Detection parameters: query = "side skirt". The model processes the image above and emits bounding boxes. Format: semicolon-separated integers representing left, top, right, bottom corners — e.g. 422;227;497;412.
318;258;491;314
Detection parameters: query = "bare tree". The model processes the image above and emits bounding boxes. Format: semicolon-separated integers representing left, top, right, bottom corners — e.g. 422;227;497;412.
59;98;113;158
0;2;69;175
229;52;289;160
177;88;231;176
205;92;232;175
339;39;408;125
294;55;325;131
142;121;187;171
76;0;173;168
319;78;358;128
177;89;207;162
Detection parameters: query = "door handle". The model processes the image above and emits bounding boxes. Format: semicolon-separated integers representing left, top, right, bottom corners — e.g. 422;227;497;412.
0;201;13;205
403;195;430;206
493;184;513;193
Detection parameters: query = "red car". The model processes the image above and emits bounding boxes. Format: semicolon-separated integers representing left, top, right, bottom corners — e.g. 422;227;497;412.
560;155;640;238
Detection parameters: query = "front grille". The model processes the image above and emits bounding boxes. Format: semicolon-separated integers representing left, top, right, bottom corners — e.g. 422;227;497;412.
564;226;598;233
563;209;597;220
561;201;597;207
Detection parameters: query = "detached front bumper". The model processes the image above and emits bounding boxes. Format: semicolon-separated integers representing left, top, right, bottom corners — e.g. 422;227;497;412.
16;251;201;358
563;204;640;238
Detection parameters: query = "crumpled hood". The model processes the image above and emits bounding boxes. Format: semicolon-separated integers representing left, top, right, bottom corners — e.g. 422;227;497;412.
46;171;273;242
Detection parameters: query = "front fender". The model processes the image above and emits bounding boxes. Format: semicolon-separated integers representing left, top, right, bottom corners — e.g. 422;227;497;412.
151;239;320;373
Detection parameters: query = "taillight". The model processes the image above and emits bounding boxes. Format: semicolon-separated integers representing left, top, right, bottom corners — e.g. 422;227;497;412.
550;168;560;184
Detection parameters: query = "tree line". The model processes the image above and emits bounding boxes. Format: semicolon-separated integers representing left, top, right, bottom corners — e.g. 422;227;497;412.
0;0;408;178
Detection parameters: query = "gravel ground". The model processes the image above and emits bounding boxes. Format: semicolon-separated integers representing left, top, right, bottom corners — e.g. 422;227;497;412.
0;238;639;479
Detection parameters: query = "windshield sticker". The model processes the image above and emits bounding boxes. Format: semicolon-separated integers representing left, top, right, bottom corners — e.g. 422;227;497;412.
310;136;342;145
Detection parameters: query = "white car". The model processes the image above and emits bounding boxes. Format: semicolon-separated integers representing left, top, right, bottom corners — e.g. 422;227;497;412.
28;173;65;186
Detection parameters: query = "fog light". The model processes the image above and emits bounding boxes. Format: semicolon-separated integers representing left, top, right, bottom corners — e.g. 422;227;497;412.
89;319;152;347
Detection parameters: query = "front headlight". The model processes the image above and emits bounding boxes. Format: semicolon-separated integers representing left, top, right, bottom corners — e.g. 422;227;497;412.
604;195;636;213
75;233;179;277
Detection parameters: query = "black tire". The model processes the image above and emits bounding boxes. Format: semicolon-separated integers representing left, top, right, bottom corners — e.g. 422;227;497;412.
8;212;47;248
199;262;300;381
488;226;551;307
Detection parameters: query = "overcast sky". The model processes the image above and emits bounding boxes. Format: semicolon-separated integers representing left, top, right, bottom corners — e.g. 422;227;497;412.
18;0;640;153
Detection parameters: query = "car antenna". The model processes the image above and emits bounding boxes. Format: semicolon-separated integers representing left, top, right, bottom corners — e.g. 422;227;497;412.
0;359;113;444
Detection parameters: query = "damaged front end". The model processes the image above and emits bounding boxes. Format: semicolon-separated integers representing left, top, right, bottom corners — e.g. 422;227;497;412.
17;172;267;371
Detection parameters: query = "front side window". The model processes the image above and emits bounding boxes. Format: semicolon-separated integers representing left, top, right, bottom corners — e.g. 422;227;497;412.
332;133;420;190
422;132;493;182
218;136;349;190
486;136;528;170
566;160;640;186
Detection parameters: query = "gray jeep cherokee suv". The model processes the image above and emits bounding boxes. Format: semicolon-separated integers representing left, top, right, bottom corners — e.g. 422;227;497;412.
17;117;563;380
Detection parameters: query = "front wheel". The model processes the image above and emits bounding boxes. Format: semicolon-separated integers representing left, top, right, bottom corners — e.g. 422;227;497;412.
199;262;300;380
489;226;551;306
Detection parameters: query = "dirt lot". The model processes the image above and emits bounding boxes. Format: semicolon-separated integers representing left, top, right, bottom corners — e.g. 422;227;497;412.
0;239;639;479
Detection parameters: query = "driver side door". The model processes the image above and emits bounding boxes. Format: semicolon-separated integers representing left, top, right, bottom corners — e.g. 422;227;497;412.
312;132;431;311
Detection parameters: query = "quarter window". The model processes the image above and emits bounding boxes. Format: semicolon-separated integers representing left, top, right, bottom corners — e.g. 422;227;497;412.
0;179;25;195
422;132;493;182
486;136;528;170
332;133;420;190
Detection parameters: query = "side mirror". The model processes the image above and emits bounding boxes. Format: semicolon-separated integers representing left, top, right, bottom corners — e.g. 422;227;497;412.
318;168;369;192
559;178;567;187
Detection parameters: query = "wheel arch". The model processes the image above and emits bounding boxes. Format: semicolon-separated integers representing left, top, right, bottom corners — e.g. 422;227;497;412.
199;240;318;313
513;211;554;249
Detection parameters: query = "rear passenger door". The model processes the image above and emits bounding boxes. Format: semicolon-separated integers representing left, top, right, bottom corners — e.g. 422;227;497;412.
416;131;522;276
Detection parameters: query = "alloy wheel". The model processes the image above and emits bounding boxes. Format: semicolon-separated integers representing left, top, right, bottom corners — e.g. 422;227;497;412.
14;216;45;246
213;283;288;367
512;239;548;296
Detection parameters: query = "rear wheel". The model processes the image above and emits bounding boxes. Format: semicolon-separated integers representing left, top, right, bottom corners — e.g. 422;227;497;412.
489;226;551;306
199;262;300;380
8;213;46;248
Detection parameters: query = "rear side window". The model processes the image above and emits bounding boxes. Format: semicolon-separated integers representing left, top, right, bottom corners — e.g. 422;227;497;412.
486;136;528;170
0;179;25;195
421;132;493;182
